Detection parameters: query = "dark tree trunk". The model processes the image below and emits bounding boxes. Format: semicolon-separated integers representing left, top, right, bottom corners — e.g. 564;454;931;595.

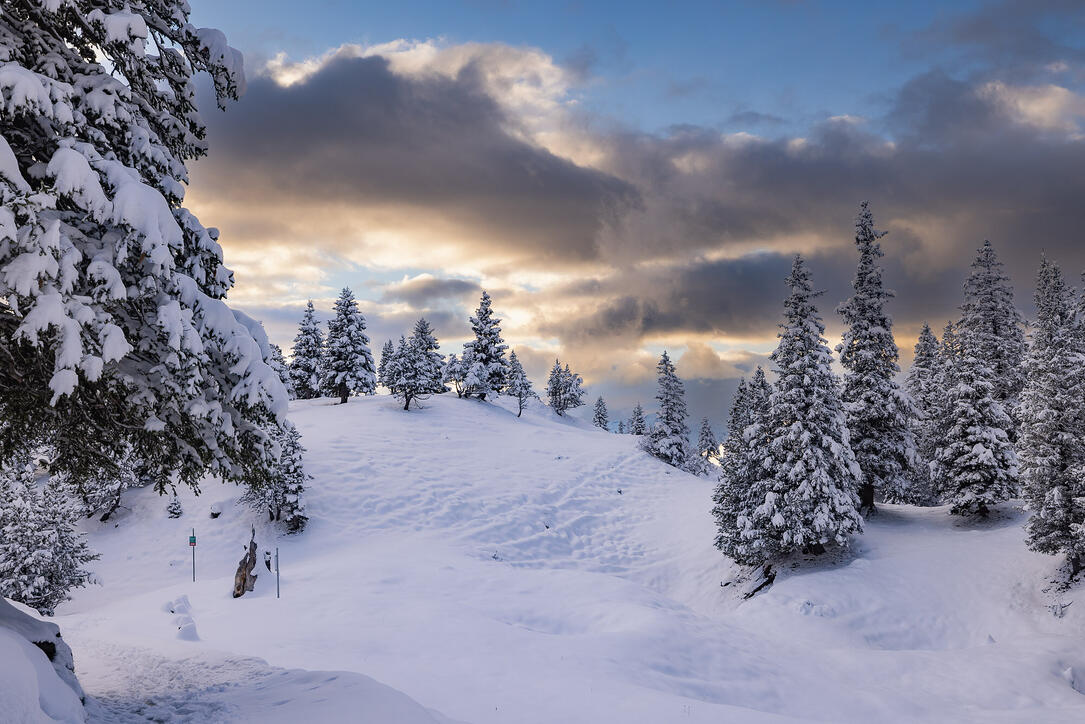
338;382;348;404
805;541;826;555
403;395;411;411
858;483;876;516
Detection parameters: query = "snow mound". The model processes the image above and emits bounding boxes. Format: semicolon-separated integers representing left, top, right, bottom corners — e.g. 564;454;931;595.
0;597;86;723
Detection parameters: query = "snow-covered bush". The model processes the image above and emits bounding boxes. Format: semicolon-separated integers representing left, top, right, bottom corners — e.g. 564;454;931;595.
505;351;535;417
241;421;308;534
0;454;97;616
546;360;585;416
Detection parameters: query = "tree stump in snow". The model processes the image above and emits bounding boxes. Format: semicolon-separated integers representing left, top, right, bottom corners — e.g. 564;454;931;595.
232;526;258;598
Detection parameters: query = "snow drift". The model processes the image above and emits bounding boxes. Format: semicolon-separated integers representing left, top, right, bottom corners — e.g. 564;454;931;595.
0;597;86;723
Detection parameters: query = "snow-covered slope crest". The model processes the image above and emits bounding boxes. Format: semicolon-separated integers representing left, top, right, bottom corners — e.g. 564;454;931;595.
0;597;86;723
51;393;1085;723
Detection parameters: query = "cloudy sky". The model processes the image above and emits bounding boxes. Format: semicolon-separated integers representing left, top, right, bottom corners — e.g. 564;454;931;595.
186;0;1085;430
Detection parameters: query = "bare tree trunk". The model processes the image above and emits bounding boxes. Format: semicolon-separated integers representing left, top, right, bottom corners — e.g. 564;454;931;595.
858;483;876;516
232;526;259;598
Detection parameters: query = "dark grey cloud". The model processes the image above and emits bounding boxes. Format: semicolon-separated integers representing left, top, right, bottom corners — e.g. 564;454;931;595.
194;51;638;264
534;247;965;352
380;277;483;307
903;1;1085;81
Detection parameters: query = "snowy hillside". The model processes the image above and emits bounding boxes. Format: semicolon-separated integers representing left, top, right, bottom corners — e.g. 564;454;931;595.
48;394;1085;723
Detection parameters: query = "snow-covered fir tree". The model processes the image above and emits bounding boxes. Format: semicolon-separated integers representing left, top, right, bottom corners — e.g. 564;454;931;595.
0;0;287;492
697;417;719;463
377;339;395;390
904;323;941;504
321;288;376;404
713;368;773;563
929;321;962;499
242;422;308;533
442;353;467;398
0;454;98;615
386;319;446;411
958;240;1027;436
462;292;509;399
166;493;184;519
629;403;648;435
546;360;585;415
506;351;536;417
1019;258;1085;572
836;202;916;510
933;322;1018;518
593;397;609;430
643;352;691;469
290;301;325;400
268;344;296;400
739;256;863;563
617;421;627;434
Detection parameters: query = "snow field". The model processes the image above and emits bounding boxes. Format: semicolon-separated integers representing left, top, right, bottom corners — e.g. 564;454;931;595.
51;393;1085;723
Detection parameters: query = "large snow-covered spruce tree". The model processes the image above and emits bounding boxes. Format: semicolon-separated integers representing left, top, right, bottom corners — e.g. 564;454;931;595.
836;203;916;511
386;318;446;411
739;256;862;563
957;240;1027;437
1019;258;1085;572
462;291;508;399
928;321;962;499
904;323;940;503
290;300;325;399
933;324;1018;518
505;350;535;417
714;367;772;563
321;288;376;404
0;2;288;492
643;351;691;469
